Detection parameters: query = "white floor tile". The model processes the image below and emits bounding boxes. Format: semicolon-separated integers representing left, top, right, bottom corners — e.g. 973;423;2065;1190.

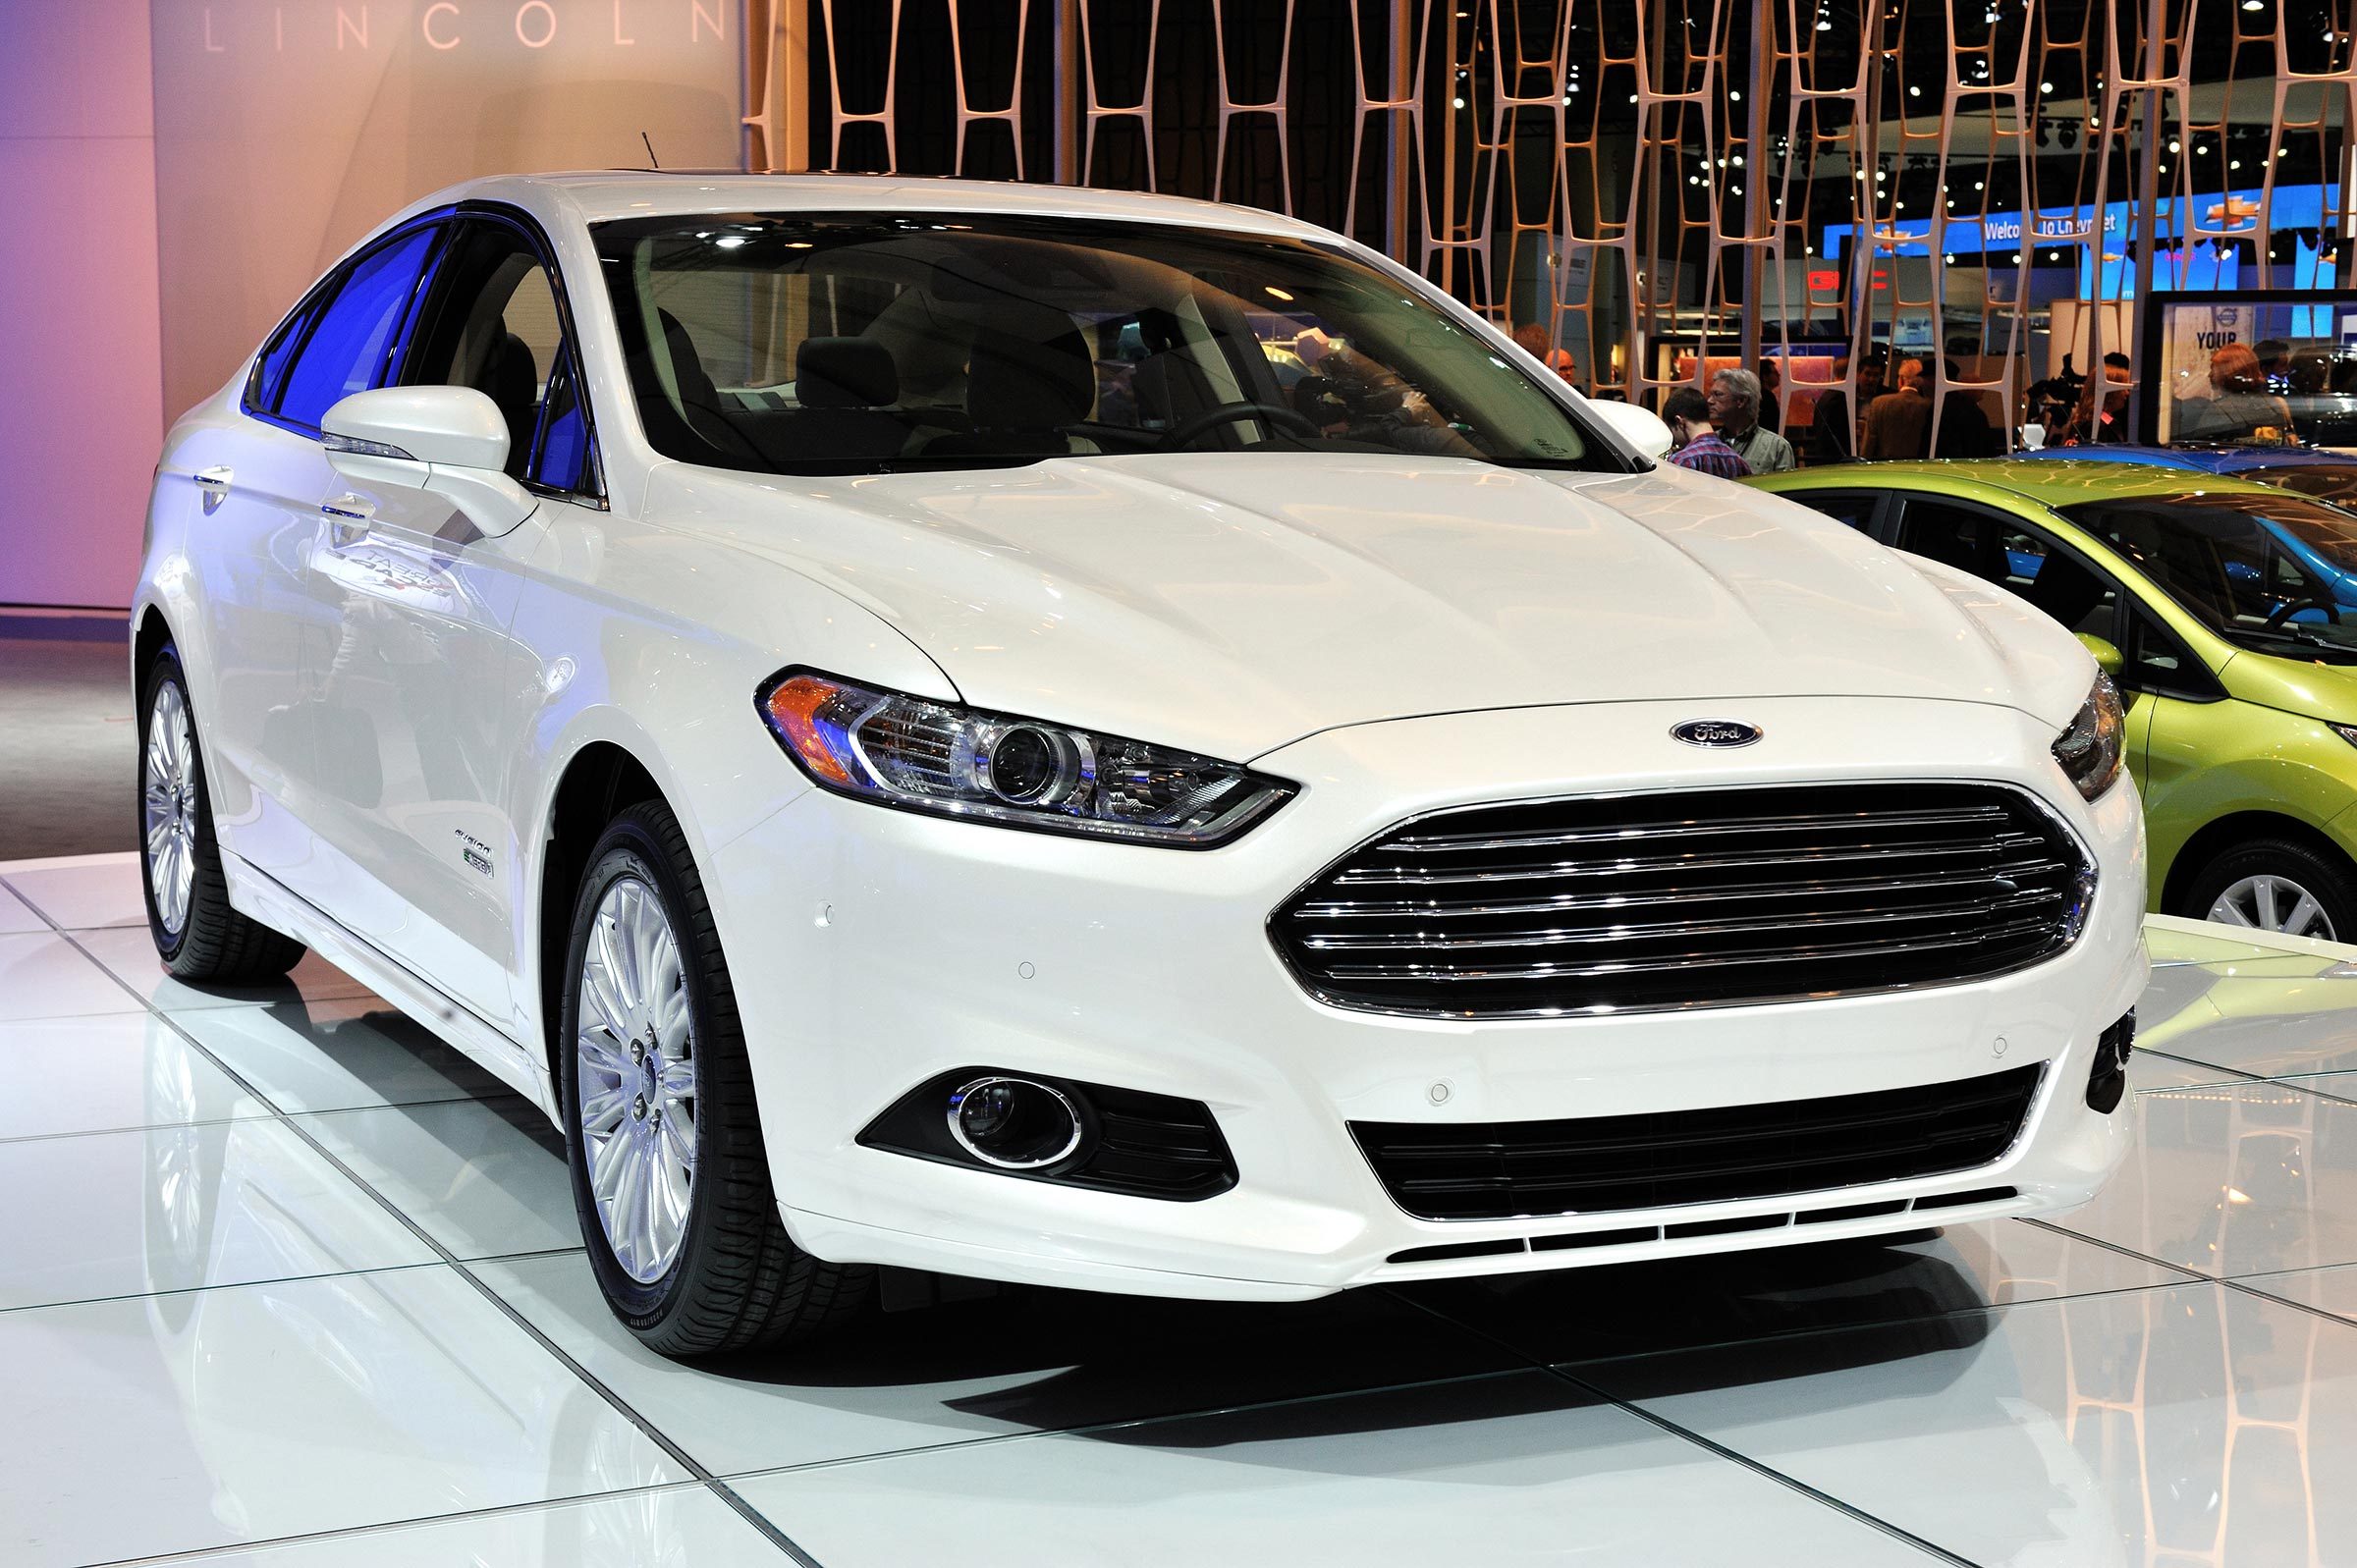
2130;1049;2257;1092
473;1250;1519;1477
0;1267;689;1566
3;851;148;929
0;882;43;935
730;1370;1944;1567
0;930;147;1021
1579;1281;2357;1567
133;1486;791;1566
74;921;378;1012
2242;1263;2357;1322
173;998;509;1113
2048;1082;2357;1279
0;1011;268;1141
2284;1071;2357;1105
0;1117;434;1311
298;1096;580;1261
2136;954;2357;1077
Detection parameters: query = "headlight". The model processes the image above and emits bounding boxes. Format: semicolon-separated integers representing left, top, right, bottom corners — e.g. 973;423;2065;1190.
2052;675;2125;801
757;671;1295;847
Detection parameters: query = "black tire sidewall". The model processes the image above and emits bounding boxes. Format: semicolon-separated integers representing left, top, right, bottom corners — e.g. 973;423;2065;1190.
136;649;201;964
2182;839;2357;942
558;813;734;1333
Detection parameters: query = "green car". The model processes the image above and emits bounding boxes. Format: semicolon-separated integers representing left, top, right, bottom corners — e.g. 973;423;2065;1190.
1749;459;2357;941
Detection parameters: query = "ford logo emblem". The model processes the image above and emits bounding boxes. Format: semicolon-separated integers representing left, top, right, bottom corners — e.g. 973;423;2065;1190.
1671;719;1763;749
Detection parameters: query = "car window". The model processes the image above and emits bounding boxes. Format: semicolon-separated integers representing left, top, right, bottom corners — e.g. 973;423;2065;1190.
250;299;316;413
2125;602;2221;698
2061;492;2357;663
2257;463;2357;508
1782;490;1883;535
274;227;440;430
590;211;1617;477
401;218;591;491
1896;497;2118;637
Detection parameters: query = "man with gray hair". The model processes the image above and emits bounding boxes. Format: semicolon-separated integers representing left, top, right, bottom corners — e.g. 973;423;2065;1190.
1706;367;1796;472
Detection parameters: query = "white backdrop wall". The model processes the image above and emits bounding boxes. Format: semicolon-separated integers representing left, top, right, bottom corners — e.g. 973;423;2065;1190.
0;0;167;611
0;1;744;613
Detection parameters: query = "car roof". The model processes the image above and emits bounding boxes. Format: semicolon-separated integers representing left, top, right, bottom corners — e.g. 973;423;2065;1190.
429;170;1338;240
1757;458;2313;510
2011;445;2357;475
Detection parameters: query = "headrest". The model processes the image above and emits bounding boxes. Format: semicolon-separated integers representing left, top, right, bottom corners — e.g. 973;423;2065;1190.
965;320;1095;429
797;337;899;408
658;309;719;406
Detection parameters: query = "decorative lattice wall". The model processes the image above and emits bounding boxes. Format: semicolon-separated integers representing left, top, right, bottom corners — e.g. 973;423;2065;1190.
743;0;2357;448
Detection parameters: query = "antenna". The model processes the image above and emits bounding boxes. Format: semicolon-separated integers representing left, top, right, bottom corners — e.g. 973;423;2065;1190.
641;132;660;170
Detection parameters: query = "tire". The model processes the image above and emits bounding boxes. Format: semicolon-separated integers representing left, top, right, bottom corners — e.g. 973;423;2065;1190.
2176;837;2357;945
559;800;874;1357
137;647;306;983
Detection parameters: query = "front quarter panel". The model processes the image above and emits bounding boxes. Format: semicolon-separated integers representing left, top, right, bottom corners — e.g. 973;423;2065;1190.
502;484;956;1048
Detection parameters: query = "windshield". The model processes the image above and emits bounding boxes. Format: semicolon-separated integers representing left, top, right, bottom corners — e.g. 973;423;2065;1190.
2060;491;2357;663
590;212;1615;476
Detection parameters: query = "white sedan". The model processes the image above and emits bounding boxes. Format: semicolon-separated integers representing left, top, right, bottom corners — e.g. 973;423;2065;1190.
134;174;2145;1357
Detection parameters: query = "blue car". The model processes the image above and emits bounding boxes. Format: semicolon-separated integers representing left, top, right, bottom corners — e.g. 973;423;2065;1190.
2013;445;2357;617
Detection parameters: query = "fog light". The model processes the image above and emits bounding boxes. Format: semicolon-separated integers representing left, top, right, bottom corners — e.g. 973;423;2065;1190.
2086;1009;2136;1113
947;1076;1084;1168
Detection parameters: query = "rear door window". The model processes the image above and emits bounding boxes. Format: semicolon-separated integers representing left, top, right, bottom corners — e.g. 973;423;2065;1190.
273;227;440;430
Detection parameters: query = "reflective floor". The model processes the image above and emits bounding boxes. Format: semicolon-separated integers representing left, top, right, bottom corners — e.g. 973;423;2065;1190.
9;856;2357;1565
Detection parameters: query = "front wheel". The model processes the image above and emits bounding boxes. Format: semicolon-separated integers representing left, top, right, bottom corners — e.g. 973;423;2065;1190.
560;801;873;1357
137;648;305;982
2178;837;2357;944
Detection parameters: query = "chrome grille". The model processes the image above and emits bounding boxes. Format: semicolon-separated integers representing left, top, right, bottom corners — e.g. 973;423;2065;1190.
1271;784;2095;1017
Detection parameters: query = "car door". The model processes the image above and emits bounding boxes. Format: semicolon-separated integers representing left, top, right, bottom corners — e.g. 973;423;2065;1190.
188;224;443;883
295;210;600;1040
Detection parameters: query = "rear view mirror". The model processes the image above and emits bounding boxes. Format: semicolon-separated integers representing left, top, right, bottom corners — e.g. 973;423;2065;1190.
1586;398;1674;460
2077;631;2125;677
321;386;535;536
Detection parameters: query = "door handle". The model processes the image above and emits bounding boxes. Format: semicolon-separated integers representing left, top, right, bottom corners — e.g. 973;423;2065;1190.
192;466;233;491
321;495;375;547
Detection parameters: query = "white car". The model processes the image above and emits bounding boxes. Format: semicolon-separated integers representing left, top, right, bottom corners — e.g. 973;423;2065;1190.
134;174;2145;1357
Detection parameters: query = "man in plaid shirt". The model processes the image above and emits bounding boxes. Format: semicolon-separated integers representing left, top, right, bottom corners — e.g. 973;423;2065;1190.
1662;388;1753;478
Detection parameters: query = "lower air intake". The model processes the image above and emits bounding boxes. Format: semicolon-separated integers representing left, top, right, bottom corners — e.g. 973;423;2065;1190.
1351;1063;2045;1221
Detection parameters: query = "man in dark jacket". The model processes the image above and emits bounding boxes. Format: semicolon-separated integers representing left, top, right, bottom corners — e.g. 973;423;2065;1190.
1807;351;1884;464
1933;357;1998;458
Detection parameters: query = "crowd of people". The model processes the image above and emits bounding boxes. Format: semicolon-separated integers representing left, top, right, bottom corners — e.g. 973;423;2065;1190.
1496;325;2261;481
1658;352;2007;479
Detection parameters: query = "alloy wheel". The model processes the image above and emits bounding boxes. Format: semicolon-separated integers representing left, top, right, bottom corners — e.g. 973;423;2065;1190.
575;875;697;1283
142;682;200;938
2207;873;2336;942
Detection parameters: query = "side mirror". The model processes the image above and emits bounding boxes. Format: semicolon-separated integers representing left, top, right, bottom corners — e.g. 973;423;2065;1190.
2078;631;2125;677
1586;397;1675;460
321;386;536;536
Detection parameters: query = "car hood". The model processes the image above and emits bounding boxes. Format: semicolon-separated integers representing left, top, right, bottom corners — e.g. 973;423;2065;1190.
644;454;2093;760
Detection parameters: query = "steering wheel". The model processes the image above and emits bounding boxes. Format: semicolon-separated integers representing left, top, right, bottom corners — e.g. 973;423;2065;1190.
1156;402;1324;451
2265;596;2341;629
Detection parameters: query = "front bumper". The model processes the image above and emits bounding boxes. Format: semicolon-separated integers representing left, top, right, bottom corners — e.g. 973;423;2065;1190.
707;696;2148;1300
